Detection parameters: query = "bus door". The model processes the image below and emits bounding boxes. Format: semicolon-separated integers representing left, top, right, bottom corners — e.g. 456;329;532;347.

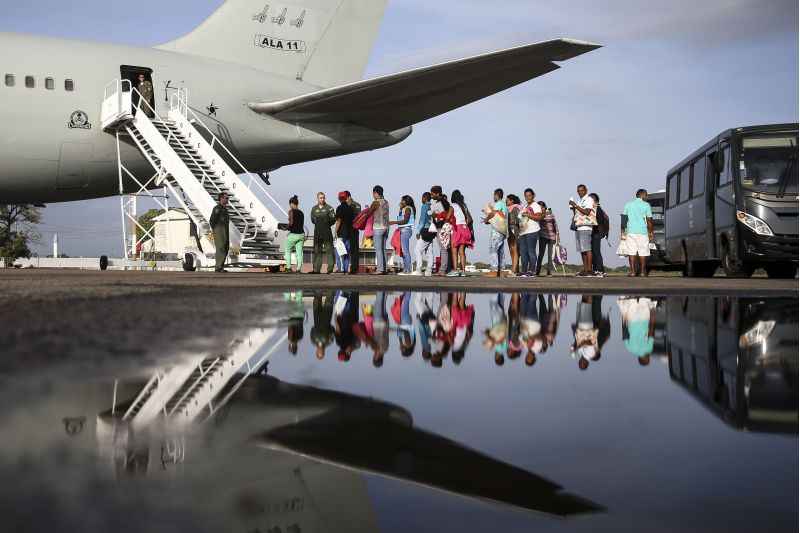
703;150;717;258
712;142;735;253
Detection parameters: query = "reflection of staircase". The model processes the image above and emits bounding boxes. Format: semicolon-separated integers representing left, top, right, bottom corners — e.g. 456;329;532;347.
101;79;287;267
111;326;285;431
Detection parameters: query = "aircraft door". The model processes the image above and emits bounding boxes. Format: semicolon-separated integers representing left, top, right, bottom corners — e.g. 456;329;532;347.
56;142;92;189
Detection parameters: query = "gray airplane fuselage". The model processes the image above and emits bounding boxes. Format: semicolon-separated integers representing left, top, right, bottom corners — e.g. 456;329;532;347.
0;32;411;203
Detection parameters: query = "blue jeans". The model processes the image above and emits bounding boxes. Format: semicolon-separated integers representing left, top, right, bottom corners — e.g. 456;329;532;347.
336;238;351;272
489;229;505;271
400;228;413;272
373;228;387;272
519;231;539;274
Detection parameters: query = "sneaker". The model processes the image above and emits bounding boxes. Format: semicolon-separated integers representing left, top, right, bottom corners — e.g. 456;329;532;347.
424;272;433;277
398;272;412;276
410;271;423;276
446;271;460;277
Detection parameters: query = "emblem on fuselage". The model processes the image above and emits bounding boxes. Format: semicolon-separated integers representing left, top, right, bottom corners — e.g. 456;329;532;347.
68;110;92;130
254;34;306;52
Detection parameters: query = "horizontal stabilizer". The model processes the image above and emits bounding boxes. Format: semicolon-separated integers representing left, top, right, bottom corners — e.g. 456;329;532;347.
249;38;601;131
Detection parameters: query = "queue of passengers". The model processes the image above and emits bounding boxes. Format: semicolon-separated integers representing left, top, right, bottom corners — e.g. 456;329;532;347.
210;181;652;277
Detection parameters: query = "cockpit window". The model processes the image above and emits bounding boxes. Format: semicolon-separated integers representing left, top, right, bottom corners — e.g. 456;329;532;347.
65;79;74;92
4;74;14;87
45;77;55;90
25;75;34;89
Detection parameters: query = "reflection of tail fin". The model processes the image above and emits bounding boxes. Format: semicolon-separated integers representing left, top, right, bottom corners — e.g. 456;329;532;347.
157;0;388;88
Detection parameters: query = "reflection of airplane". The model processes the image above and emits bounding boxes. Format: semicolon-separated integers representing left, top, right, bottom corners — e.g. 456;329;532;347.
271;7;287;25
665;296;798;434
252;3;270;23
290;9;306;28
90;322;603;519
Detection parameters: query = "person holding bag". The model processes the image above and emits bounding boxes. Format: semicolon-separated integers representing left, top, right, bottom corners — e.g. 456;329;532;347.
483;188;508;277
413;192;436;276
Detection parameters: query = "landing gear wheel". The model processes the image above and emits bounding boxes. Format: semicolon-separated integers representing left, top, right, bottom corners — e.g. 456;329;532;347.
268;265;280;273
721;243;753;278
183;253;197;272
765;263;797;279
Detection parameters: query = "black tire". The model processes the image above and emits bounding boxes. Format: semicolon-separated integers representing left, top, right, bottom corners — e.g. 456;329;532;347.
721;242;753;278
182;253;197;272
99;255;108;271
765;263;797;279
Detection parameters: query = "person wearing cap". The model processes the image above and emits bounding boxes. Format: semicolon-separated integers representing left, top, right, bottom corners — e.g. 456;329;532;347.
209;192;230;272
345;191;362;274
335;191;355;274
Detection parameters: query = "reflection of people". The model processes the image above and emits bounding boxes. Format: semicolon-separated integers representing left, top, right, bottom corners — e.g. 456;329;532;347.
415;292;436;361
284;291;305;354
484;294;508;365
355;292;389;366
311;291;335;359
334;291;359;361
617;297;657;365
396;292;416;356
451;292;475;364
570;295;611;370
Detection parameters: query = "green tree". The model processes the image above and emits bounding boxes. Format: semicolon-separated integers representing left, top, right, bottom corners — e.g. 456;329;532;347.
0;204;41;263
136;208;165;242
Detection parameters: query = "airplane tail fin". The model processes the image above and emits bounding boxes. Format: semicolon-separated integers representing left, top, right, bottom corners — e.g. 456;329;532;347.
157;0;388;88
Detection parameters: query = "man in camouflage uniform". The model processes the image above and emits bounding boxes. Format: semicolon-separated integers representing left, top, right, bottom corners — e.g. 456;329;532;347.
310;192;335;274
136;73;155;119
345;191;361;274
310;291;335;359
209;193;230;272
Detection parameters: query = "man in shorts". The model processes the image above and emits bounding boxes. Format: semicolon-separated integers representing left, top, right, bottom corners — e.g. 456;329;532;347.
569;184;597;277
621;189;654;277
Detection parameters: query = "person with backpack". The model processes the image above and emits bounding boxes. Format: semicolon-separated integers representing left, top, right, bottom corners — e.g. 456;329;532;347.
536;201;560;276
413;191;436;276
590;193;609;277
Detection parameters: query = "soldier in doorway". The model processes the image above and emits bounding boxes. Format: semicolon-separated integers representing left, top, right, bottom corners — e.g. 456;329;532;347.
209;193;230;273
310;192;336;273
136;73;155;118
345;191;361;274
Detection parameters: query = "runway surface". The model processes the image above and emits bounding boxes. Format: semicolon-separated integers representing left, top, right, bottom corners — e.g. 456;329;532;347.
1;268;796;299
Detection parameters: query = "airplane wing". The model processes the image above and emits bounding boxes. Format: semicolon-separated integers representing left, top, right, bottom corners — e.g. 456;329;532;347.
248;38;601;131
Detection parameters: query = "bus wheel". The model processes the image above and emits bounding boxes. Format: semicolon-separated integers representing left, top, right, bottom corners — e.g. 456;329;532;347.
765;263;797;279
721;243;753;278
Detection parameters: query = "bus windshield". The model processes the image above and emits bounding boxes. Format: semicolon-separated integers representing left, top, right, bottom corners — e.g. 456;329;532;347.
739;134;798;195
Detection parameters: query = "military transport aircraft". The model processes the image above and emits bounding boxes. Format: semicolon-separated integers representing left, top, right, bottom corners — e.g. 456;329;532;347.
0;0;599;267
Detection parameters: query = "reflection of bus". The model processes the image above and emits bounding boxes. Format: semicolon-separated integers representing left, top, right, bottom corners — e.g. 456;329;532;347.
664;123;798;278
665;296;798;434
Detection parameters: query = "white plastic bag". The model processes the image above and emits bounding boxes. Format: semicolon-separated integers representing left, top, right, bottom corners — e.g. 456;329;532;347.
334;238;348;257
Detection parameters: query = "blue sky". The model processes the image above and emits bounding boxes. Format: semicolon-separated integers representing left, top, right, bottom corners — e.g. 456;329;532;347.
6;0;798;262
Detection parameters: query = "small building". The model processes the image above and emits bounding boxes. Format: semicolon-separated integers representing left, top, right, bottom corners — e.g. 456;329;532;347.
139;209;196;259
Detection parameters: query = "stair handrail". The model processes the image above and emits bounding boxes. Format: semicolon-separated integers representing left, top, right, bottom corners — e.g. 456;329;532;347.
170;90;288;219
124;83;253;239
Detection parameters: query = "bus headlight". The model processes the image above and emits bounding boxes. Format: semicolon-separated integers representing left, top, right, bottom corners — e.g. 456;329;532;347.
739;320;776;348
736;211;774;236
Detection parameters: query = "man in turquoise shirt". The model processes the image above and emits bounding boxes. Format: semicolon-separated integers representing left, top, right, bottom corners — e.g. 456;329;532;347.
621;189;654;276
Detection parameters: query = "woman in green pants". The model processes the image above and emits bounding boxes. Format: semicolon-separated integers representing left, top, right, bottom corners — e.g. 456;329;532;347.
285;195;305;273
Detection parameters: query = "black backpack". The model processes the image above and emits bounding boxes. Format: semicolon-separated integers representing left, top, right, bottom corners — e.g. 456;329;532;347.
596;206;610;239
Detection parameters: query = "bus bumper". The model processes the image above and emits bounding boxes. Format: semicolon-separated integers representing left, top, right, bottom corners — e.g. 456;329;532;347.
741;231;799;262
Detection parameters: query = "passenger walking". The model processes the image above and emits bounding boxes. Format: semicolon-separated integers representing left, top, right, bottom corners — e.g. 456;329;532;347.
334;191;355;274
569;184;597;277
284;195;305;273
621;189;654;277
368;186;390;274
483;188;508;277
590;193;609;276
449;189;474;276
389;195;416;274
345;191;361;274
310;192;336;273
519;188;543;277
536;201;559;276
506;195;522;275
209;192;230;273
413;192;436;276
430;186;454;275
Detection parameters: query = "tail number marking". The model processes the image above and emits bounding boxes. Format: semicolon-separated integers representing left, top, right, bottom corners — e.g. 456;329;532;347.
254;34;306;52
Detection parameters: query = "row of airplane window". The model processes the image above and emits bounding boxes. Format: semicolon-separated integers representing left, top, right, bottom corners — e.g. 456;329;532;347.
4;74;75;91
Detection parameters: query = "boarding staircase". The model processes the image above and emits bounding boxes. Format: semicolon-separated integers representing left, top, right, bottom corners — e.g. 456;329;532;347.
100;79;287;269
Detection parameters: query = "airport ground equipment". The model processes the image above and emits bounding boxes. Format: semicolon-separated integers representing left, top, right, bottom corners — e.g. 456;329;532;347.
101;79;287;270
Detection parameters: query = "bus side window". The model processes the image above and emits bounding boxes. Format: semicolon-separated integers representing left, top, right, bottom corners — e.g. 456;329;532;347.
668;174;678;207
692;158;705;197
718;146;732;186
679;167;690;203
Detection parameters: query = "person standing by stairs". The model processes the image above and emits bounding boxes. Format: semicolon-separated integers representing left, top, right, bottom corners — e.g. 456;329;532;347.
284;195;305;273
209;193;230;273
310;192;336;274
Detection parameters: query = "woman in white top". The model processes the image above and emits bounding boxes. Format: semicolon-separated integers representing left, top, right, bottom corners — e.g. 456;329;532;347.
449;189;474;277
